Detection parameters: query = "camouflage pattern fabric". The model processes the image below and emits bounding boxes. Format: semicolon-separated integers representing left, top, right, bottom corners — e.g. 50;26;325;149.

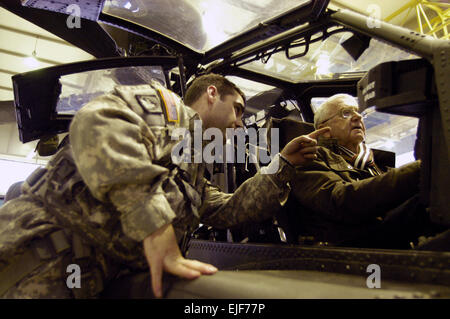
0;195;59;266
0;81;294;298
1;254;72;299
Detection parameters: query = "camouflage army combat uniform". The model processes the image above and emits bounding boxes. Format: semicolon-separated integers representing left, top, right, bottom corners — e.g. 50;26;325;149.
0;81;294;298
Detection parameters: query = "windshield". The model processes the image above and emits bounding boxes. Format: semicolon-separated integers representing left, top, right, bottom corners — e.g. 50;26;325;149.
102;0;311;52
240;30;420;83
56;65;166;115
102;1;419;84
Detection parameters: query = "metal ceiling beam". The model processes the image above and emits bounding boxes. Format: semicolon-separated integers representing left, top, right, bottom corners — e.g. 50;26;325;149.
0;24;69;46
0;48;61;65
0;86;13;92
0;69;16;75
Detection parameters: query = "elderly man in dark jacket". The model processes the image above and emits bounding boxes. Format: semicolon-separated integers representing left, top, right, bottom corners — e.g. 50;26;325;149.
288;94;445;249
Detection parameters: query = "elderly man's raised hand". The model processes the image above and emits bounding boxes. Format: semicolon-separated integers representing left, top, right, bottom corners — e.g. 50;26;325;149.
280;127;330;166
143;223;218;298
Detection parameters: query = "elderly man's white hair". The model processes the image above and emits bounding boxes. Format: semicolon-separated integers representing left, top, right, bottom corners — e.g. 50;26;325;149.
313;93;359;128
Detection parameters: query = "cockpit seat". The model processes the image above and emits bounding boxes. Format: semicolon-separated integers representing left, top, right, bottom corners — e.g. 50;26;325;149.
266;118;316;244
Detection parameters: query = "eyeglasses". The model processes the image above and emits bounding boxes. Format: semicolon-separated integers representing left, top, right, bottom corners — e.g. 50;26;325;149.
320;107;367;125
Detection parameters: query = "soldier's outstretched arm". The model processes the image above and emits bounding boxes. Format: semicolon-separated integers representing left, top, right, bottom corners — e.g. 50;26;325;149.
200;128;330;228
143;223;217;298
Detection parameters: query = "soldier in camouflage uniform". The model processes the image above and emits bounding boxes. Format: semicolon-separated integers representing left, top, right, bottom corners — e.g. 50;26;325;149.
0;74;328;298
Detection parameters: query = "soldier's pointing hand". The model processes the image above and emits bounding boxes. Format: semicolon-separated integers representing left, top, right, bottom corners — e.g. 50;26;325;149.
280;127;330;166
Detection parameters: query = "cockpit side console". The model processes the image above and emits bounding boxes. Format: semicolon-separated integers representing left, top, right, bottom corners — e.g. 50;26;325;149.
358;59;449;227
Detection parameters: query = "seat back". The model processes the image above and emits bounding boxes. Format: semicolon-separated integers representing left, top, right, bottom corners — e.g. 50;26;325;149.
265;118;316;244
266;117;315;149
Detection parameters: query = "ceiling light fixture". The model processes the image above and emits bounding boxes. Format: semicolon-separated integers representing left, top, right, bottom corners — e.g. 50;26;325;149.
23;36;39;68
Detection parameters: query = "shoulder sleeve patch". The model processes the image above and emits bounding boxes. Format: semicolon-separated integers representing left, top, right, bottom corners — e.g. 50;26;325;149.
136;94;163;114
156;88;179;124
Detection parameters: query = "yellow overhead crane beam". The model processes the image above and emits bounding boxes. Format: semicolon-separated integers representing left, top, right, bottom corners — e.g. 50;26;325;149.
384;0;449;39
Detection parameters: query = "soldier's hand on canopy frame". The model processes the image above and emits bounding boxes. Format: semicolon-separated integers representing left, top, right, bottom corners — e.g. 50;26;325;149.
143;223;218;298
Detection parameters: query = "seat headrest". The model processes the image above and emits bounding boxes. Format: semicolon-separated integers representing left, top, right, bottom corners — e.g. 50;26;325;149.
266;118;315;149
